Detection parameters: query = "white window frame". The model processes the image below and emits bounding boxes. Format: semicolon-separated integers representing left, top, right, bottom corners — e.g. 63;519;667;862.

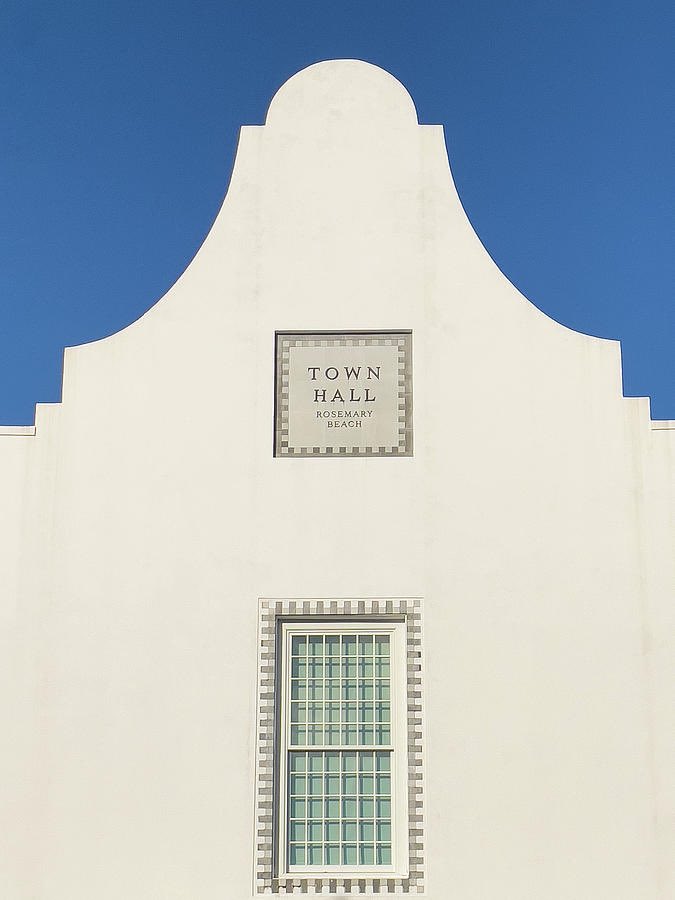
277;618;409;880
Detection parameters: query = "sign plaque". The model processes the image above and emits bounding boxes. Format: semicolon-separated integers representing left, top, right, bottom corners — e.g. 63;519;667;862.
274;330;413;457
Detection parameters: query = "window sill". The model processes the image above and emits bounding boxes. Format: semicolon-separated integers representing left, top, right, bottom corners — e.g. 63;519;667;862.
284;865;406;879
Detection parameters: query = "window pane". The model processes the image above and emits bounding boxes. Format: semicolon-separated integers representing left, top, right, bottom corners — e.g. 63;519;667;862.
342;635;356;656
377;821;391;842
291;658;306;677
308;636;323;656
308;775;322;794
343;845;357;865
376;774;391;795
289;845;305;865
324;820;339;841
359;658;373;678
342;752;357;772
342;774;357;794
289;775;305;795
308;659;323;677
343;726;357;745
344;703;357;723
342;681;357;700
308;680;323;700
342;820;357;841
376;798;390;817
290;798;305;817
290;753;306;772
375;658;390;677
342;797;357;817
291;680;306;700
375;752;390;772
291;636;306;656
375;726;391;745
377;844;392;865
375;680;390;701
359;775;375;795
325;752;339;772
325;775;339;795
375;702;390;723
289;821;305;841
374;635;389;656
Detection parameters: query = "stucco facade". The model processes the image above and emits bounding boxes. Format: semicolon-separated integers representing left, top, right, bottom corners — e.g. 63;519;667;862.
1;60;673;899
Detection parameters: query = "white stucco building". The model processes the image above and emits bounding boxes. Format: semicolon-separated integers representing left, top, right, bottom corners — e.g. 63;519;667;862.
1;60;673;899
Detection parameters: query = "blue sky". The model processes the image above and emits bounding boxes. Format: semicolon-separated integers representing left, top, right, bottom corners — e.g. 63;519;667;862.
1;0;673;423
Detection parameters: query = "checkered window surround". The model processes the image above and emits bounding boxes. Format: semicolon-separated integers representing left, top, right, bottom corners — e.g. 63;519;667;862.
254;599;425;895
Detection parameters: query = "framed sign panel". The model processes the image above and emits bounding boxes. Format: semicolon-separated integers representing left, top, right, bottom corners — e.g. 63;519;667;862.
274;331;412;458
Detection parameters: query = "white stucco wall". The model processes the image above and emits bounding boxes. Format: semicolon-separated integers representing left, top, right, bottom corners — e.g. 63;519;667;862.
1;60;673;899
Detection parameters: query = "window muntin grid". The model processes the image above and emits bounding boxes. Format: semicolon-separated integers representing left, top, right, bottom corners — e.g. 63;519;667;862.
289;633;391;747
283;629;398;873
287;750;392;867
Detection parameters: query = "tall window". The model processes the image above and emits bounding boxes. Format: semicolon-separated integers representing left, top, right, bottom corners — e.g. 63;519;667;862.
277;620;408;878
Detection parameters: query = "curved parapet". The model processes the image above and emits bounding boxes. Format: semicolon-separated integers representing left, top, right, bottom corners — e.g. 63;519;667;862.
0;59;666;436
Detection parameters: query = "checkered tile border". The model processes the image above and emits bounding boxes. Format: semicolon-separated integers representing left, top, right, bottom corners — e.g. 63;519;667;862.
274;332;413;458
254;598;425;895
